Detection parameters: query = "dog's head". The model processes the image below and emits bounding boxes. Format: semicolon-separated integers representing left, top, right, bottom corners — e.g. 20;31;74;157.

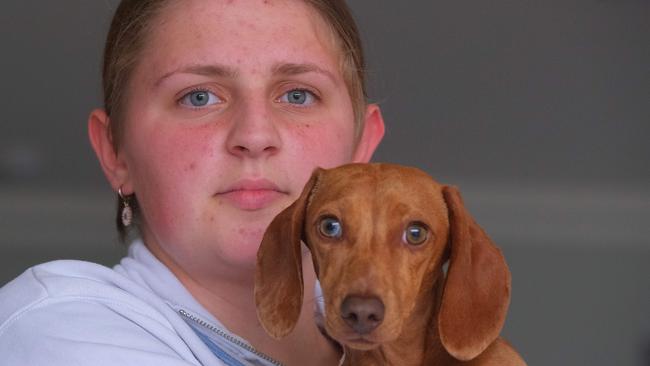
255;163;511;361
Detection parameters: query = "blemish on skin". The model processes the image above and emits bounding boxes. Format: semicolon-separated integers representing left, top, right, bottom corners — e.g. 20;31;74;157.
294;123;312;138
238;227;264;237
184;162;196;172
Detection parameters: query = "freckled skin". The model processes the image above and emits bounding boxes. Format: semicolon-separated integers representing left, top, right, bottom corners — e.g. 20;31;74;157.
120;0;360;278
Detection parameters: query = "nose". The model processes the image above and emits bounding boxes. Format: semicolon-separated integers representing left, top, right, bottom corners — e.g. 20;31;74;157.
226;101;281;158
340;295;385;335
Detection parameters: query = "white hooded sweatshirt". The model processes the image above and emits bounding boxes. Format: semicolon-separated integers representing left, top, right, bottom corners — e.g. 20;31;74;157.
0;241;284;366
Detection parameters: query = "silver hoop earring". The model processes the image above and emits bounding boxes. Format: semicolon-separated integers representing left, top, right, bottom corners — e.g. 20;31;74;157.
118;187;133;227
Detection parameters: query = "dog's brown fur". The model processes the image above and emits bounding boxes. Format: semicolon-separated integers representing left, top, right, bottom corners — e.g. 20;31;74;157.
255;163;526;365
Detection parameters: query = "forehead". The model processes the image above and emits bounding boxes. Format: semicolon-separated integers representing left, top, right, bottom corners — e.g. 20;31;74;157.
310;164;447;218
140;0;342;80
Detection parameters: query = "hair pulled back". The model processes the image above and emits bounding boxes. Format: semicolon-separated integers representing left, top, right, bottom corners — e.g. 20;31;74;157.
102;0;368;241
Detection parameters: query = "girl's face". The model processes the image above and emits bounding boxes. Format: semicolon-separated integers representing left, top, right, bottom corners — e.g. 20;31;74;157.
116;0;381;278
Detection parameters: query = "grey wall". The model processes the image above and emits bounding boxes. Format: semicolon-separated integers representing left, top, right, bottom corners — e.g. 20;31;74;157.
1;1;648;365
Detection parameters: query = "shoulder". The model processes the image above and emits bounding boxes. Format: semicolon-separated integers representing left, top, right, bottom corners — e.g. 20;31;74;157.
0;260;203;366
0;259;153;326
1;260;112;322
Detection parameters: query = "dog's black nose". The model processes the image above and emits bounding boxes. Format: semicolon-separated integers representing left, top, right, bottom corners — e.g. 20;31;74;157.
340;295;385;335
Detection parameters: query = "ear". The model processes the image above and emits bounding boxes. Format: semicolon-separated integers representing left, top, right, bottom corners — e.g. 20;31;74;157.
87;108;131;192
352;103;385;163
438;186;512;361
254;169;323;339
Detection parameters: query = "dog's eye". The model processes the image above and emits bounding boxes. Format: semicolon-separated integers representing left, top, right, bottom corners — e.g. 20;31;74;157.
318;217;342;239
403;224;428;245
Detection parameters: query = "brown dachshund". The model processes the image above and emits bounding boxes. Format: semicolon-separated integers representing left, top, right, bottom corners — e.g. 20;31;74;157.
255;163;526;365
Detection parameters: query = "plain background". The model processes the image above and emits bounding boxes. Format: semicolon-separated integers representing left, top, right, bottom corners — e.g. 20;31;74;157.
1;1;648;365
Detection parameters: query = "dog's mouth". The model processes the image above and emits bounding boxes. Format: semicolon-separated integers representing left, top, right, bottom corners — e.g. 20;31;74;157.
326;320;399;351
325;319;382;350
340;336;380;351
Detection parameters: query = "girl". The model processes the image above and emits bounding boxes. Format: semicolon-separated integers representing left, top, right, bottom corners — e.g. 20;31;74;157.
0;0;384;365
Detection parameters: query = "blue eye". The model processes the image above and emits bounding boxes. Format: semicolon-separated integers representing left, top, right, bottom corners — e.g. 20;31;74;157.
403;223;429;246
180;90;221;107
280;89;316;106
319;217;342;239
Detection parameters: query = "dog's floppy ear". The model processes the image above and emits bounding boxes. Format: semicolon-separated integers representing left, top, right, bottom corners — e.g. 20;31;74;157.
254;169;322;339
438;186;512;361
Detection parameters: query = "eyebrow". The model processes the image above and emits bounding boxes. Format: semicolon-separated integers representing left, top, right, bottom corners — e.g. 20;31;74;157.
154;64;239;88
271;62;338;84
154;62;338;88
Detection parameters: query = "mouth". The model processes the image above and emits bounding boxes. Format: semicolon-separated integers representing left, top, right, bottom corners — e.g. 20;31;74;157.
216;179;288;211
326;320;384;351
341;336;380;350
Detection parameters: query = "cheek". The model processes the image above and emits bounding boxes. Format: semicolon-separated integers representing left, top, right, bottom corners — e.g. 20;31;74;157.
289;118;356;168
124;124;217;234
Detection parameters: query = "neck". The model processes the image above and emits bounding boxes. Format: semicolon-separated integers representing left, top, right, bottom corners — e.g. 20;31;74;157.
344;271;446;366
147;238;341;366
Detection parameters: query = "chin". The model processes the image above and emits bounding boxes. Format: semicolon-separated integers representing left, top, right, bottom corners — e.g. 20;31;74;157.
344;339;382;351
215;234;265;267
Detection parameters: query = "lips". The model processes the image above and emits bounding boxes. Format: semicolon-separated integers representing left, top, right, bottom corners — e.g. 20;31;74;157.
217;179;287;211
343;337;379;351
